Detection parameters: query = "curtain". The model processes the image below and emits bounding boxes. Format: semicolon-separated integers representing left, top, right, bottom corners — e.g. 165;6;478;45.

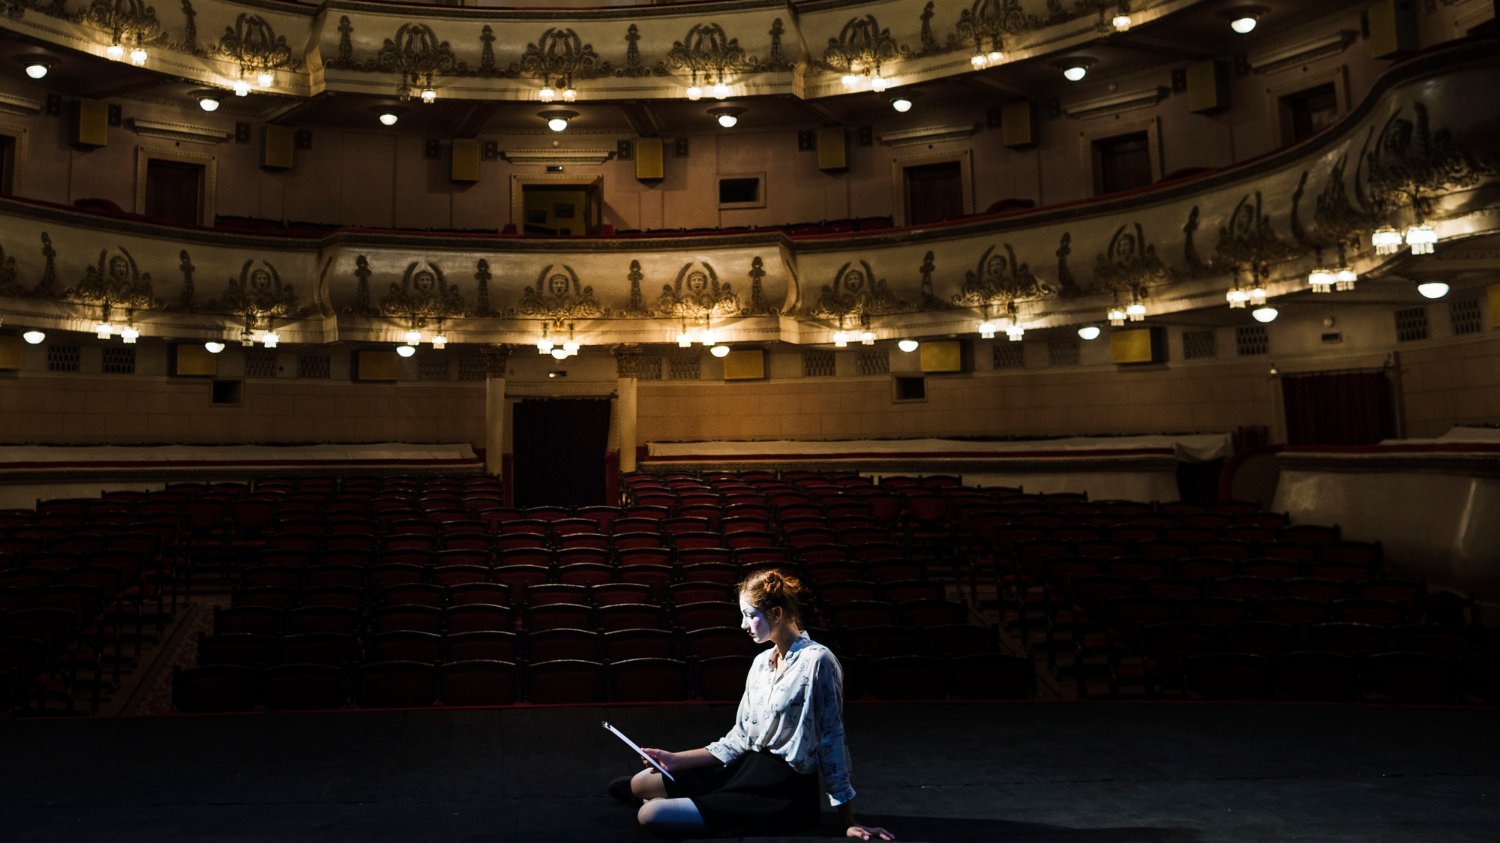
511;398;612;507
1280;370;1395;446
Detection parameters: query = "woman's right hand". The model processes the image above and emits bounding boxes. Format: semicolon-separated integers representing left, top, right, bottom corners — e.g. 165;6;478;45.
639;747;676;772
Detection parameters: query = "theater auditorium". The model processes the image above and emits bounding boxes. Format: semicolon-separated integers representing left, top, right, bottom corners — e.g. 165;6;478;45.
1;0;1499;839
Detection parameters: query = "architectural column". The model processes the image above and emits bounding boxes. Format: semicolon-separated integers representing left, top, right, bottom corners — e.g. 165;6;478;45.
614;345;641;474
480;345;512;476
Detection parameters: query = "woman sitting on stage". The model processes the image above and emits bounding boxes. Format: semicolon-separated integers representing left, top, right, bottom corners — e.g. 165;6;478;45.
616;569;894;840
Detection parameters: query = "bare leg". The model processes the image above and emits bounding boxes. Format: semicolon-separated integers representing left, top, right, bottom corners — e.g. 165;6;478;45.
637;797;707;833
630;768;668;800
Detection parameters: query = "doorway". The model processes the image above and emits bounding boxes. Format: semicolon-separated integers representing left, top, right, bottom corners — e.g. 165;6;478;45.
514;178;602;235
903;161;964;226
1280;370;1396;446
511;398;612;507
144;158;205;225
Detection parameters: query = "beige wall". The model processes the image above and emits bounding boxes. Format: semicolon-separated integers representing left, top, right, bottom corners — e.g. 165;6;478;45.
1398;332;1500;438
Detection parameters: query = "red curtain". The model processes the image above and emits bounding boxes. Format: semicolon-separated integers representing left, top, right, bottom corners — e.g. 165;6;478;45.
511;398;612;507
1280;370;1395;446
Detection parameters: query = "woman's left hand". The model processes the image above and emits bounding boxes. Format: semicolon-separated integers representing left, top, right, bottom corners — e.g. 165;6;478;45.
845;824;895;840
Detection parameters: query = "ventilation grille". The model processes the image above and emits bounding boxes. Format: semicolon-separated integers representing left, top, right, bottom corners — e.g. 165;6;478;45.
856;349;889;376
101;346;135;374
1047;339;1080;366
47;345;80;372
1451;297;1483;336
298;353;331;379
417;356;450;381
669;355;701;380
456;356;487;381
244;350;278;378
1235;325;1269;357
1394;307;1429;343
636;356;663;381
1183;329;1217;360
802;350;835;377
993;343;1025;370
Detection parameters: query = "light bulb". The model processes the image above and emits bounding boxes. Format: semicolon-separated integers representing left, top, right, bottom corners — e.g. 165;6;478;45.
841;74;859;88
1077;326;1102;341
716;112;738;128
257;70;275;87
897;339;919;353
105;43;125;61
1372;225;1403;255
431;334;447;349
379;111;399;126
1417;281;1450;299
95;322;113;339
977;320;997;339
891;97;913;113
537;339;554;354
1112;14;1132;32
1006;323;1025;341
204;341;225;354
561;88;577;103
23;330;45;344
232;79;251;97
1405;223;1437;255
1308;268;1335;293
538;86;555;103
987;50;1003;64
1252;306;1279;323
1126;302;1147;321
1231;16;1259;34
547;116;569;132
710;344;731;358
686;85;702;101
404;330;423;346
971;54;987;69
396;344;416;358
1063;65;1088;82
420;87;436;104
120;326;139;344
199;96;220;112
834;331;849;348
1108;306;1127;326
129;47;147;66
676;331;691;348
25;62;48;80
259;331;280;348
711;81;729;99
859;330;875;346
870;76;888;93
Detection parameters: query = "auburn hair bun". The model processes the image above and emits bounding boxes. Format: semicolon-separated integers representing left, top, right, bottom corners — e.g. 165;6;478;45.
739;568;808;626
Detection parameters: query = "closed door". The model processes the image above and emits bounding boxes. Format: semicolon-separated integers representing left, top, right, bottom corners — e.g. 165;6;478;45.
904;162;964;226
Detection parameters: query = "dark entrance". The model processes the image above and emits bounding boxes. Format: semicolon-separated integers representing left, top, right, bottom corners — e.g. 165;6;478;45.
511;397;612;507
1280;370;1396;446
904;161;964;225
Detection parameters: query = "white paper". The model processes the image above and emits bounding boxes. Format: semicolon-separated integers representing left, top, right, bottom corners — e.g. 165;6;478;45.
603;721;676;782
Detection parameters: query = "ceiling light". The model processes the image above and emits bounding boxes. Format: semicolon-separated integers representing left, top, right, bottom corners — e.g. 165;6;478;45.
841;74;859;89
870;75;888;93
256;70;275;87
977;320;997;339
1223;5;1268;34
431;333;447;349
404;329;423;346
1059;58;1095;82
1108;305;1128;326
1111;14;1132;31
538;85;556;103
550;347;569;360
897;339;919;353
676;330;691;348
699;329;716;347
204;341;225;354
95;321;113;339
396;344;416;358
129;46;148;66
686;84;703;101
537;337;554;354
1251;306;1279;323
711;81;730;99
105;43;125;61
710;344;731;358
1417;281;1450;299
561;88;577;103
1126;301;1147;322
859;330;875;346
1248;286;1267;307
20;56;50;79
890;96;913;113
987;50;1004;64
232;79;251;97
709;106;745;128
1335;267;1358;291
1308;267;1336;293
562;339;580;356
1077;326;1102;341
1226;288;1249;309
1404;223;1437;255
197;93;220;112
971;54;987;69
540;109;577;132
372;105;403;126
120;326;139;344
420;86;436;104
23;330;45;344
259;330;280;348
1372;225;1403;255
833;331;849;348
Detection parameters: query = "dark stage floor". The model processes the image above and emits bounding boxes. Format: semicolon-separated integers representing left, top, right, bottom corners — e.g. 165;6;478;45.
2;702;1496;842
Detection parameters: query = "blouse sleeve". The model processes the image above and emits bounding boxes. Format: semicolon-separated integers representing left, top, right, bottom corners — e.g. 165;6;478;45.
705;679;752;765
812;651;856;806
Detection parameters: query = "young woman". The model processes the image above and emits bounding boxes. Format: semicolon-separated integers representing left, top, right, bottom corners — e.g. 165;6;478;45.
617;569;894;840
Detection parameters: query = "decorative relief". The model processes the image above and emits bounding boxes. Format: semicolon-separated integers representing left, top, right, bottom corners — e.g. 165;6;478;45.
954;243;1053;307
214;13;299;72
176;249;195;308
517;264;603;319
950;0;1034;57
746;256;775;315
346;254;377;317
618;24;649;78
659;262;740;319
471;259;498;317
619;259;651;317
0;241;19;295
382;261;466;319
1094;223;1172;294
34;232;58;298
1356;102;1496;219
818;16;910;77
810;260;909;320
515;27;609;87
1213;192;1297;268
207;259;300;319
1054;233;1080;297
80;0;166;54
613;344;641;377
660;22;753;86
67;246;158;310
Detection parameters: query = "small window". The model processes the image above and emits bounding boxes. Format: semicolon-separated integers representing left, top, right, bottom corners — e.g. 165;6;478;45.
144;158;205;226
244;350;279;378
297;353;331;379
993;344;1025;370
669;355;701;380
856;349;889;376
1451;297;1483;336
102;347;136;374
418;356;451;381
718;176;764;209
1235;325;1269;357
802;350;835;377
1281;83;1339;145
1093;132;1153;195
1183;329;1218;360
893;374;926;402
636;356;663;381
456;355;487;381
47;344;80;372
1047;339;1080;366
1394;307;1429;343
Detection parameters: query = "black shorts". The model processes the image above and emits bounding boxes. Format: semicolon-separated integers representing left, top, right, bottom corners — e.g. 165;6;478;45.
662;750;821;835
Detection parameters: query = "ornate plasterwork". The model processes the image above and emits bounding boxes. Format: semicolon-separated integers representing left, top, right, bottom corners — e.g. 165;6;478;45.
0;241;20;296
1213;192;1298;269
659;262;739;319
518;264;603;319
206;259;300;319
471;259;498;317
954;243;1053;307
1356;102;1496;220
818;15;911;77
382;260;467;320
214;13;300;72
516;27;609;87
810;259;908;321
950;0;1035;57
67;246;158;310
1095;222;1172;294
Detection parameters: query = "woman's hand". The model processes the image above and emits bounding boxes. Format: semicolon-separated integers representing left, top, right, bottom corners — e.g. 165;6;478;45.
845;824;895;840
638;747;677;772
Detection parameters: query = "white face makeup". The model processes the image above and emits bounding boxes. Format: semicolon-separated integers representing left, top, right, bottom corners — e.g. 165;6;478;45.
739;597;771;643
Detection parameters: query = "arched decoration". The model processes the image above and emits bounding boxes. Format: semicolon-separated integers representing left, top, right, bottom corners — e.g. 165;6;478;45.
810;259;908;320
954;243;1053;307
819;15;909;78
660;23;753;87
1094;222;1171;294
950;0;1034;58
206;259;300;320
81;0;165;54
658;262;740;319
518;264;603;319
215;14;298;74
515;27;610;89
67;247;157;310
382;261;467;320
